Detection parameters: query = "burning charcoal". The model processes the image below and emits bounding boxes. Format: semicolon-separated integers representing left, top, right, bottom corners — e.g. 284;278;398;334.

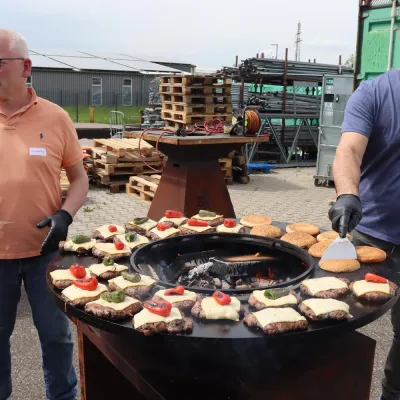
213;278;222;288
221;281;230;290
236;284;251;290
199;279;214;288
188;262;214;280
236;279;244;286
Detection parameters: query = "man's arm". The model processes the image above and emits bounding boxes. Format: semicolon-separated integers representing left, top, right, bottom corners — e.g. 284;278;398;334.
332;132;369;196
62;161;89;217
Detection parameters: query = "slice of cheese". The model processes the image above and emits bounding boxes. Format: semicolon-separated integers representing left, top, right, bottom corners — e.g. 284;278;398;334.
180;224;213;233
159;216;188;226
134;306;182;329
108;275;156;289
252;291;298;307
62;283;108;301
301;277;348;295
201;297;242;321
88;263;128;277
115;233;149;250
95;225;125;239
94;243;131;255
192;214;223;221
302;298;352;317
128;219;157;231
50;268;91;281
86;296;140;311
149;226;180;239
155;289;197;304
64;239;97;252
216;224;244;234
352;280;391;296
253;307;306;328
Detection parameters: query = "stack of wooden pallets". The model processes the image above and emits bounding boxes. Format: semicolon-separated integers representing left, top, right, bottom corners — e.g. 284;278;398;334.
91;139;164;193
126;174;161;201
60;170;70;200
159;75;233;131
218;158;233;185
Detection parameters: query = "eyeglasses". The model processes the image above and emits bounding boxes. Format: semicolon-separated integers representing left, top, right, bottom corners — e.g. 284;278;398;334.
0;58;25;69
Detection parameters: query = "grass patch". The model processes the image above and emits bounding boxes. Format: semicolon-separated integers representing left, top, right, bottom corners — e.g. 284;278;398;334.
64;105;143;124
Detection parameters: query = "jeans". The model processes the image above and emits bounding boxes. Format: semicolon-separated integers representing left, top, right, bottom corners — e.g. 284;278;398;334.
351;230;400;400
0;252;77;400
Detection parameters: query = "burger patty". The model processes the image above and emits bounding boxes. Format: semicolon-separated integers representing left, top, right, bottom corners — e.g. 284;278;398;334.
179;228;215;236
108;282;156;300
299;303;350;321
134;311;193;336
59;241;93;256
125;223;150;236
152;295;196;311
92;231;117;242
248;291;298;310
192;217;224;227
61;293;104;307
96;271;125;280
300;278;350;299
91;248;131;260
52;279;74;290
148;231;180;241
244;314;308;335
190;300;245;320
349;281;398;301
84;301;143;321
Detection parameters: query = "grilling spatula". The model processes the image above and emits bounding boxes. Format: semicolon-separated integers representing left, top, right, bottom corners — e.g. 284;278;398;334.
320;233;357;261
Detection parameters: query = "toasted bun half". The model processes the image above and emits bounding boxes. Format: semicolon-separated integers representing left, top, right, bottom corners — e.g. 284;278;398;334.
356;246;387;264
317;231;352;242
308;240;334;258
250;225;282;238
319;259;361;273
240;215;272;227
280;232;317;249
286;222;320;236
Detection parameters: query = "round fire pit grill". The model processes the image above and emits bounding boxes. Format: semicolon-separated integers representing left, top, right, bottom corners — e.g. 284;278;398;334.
47;221;400;342
130;232;315;294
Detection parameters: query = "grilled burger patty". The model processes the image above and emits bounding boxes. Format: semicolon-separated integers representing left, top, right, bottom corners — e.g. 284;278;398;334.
61;293;103;307
134;311;193;336
190;300;246;320
349;281;398;301
52;279;75;290
191;217;224;227
125;223;150;236
108;282;156;300
248;291;298;310
84;301;143;321
148;231;180;241
299;303;350;321
179;227;215;235
243;314;308;335
91;248;131;260
300;278;350;299
152;295;197;311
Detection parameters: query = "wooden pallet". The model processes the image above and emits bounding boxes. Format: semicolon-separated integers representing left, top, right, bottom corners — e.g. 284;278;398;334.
91;147;160;163
93;159;162;175
160;75;232;86
160;93;232;105
126;175;161;201
160;85;231;97
94;169;159;185
162;112;232;125
92;139;153;158
162;103;233;115
219;158;233;177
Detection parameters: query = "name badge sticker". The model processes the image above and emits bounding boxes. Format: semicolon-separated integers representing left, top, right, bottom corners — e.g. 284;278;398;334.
29;147;47;156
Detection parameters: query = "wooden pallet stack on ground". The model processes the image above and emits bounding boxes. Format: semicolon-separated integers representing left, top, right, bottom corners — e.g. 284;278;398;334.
126;174;161;201
218;158;233;185
91;139;164;192
230;147;250;184
160;75;233;131
60;170;70;200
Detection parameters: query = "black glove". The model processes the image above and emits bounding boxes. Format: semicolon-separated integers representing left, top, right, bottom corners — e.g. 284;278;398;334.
328;194;362;238
37;210;73;255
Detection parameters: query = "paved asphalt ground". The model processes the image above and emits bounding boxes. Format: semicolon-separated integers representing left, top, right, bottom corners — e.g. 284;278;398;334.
9;168;392;400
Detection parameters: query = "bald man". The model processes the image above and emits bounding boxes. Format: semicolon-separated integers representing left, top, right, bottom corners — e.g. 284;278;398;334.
0;29;88;400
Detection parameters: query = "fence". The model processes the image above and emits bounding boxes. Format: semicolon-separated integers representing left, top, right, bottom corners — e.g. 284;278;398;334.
36;90;148;123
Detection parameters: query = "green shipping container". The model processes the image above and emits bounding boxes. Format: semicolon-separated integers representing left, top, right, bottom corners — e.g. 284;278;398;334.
355;0;400;87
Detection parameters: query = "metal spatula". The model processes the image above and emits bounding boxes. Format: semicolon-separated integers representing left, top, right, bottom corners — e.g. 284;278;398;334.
320;236;357;260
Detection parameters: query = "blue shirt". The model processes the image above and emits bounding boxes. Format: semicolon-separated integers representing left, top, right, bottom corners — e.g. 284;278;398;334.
342;70;400;244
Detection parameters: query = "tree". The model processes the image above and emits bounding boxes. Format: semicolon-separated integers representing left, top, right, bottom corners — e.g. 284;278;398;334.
345;54;355;68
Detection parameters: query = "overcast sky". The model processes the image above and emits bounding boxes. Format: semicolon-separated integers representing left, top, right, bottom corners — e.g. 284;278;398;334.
4;0;359;68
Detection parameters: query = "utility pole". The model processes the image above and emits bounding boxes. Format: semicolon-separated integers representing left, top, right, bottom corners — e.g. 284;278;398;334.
271;44;278;59
295;22;302;62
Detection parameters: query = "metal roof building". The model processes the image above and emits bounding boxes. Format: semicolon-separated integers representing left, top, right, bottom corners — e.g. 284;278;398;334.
28;50;194;108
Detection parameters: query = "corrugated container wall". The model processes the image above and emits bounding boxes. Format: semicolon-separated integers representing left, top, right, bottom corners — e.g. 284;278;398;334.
30;69;153;107
355;0;400;87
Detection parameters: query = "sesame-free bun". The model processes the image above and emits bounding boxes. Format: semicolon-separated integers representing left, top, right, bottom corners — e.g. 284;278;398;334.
240;215;272;228
356;246;387;264
308;240;334;258
280;232;317;249
286;222;320;236
319;259;361;273
317;231;352;242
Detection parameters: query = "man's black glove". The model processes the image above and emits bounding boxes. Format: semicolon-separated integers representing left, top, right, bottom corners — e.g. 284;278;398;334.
37;210;73;255
328;194;362;238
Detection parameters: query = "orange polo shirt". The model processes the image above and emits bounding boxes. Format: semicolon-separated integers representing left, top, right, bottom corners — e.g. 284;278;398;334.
0;88;83;259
